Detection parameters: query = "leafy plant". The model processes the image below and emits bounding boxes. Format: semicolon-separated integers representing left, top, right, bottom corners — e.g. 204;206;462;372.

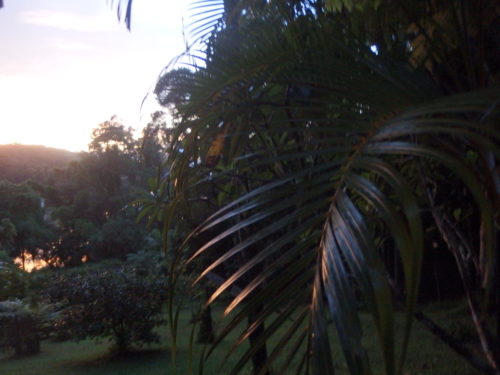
0;299;55;357
47;263;167;353
0;251;27;301
120;0;500;373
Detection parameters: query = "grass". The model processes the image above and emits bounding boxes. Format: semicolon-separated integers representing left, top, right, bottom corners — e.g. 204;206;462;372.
0;341;168;375
0;301;485;375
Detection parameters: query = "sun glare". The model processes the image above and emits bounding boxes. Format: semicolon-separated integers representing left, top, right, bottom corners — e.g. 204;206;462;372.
0;0;187;152
14;251;49;272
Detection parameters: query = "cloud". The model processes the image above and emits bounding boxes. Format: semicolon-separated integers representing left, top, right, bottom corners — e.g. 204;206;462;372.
19;10;121;33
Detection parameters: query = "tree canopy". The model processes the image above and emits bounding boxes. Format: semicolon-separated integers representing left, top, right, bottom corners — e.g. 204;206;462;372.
142;0;500;374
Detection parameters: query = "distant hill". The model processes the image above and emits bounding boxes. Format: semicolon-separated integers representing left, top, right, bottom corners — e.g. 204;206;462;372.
0;144;81;183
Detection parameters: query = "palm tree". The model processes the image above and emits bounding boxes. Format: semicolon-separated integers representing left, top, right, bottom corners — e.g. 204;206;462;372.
135;0;500;374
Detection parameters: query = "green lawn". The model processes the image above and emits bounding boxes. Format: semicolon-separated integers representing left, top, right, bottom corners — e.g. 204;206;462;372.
0;302;484;375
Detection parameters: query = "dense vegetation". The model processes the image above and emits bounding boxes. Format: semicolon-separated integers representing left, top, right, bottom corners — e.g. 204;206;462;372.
139;0;500;374
46;260;167;353
0;115;170;267
1;0;499;375
0;115;172;358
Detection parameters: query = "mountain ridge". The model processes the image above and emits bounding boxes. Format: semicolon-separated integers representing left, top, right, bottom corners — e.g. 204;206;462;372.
0;144;81;183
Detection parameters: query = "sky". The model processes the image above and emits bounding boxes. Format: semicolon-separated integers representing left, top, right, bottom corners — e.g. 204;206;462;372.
0;0;191;152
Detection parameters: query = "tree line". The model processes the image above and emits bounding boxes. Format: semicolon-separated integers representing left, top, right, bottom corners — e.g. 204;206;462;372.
0;114;174;356
0;114;170;268
136;0;500;374
1;0;499;374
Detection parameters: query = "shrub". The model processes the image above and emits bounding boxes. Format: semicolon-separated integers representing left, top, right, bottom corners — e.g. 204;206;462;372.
0;299;55;356
47;263;167;353
0;251;26;300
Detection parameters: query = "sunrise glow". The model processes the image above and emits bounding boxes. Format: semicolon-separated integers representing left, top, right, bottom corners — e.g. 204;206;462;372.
0;0;188;152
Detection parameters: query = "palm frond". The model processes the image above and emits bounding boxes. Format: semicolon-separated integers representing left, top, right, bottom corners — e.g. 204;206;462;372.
153;3;500;374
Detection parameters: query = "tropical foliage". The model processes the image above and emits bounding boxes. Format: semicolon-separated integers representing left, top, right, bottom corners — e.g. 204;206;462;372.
0;251;27;302
0;118;171;359
0;116;169;268
136;0;500;374
0;180;55;263
0;299;55;356
46;261;167;353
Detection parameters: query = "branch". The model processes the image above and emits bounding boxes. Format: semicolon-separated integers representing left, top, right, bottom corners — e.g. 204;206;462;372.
415;310;496;375
419;164;499;372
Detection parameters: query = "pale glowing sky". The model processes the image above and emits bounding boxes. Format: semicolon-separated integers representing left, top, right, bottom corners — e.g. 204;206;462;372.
0;0;190;152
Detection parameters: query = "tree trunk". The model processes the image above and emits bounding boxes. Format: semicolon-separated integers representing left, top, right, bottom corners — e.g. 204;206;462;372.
248;302;269;375
114;327;129;355
420;168;499;372
24;334;40;355
197;287;215;344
